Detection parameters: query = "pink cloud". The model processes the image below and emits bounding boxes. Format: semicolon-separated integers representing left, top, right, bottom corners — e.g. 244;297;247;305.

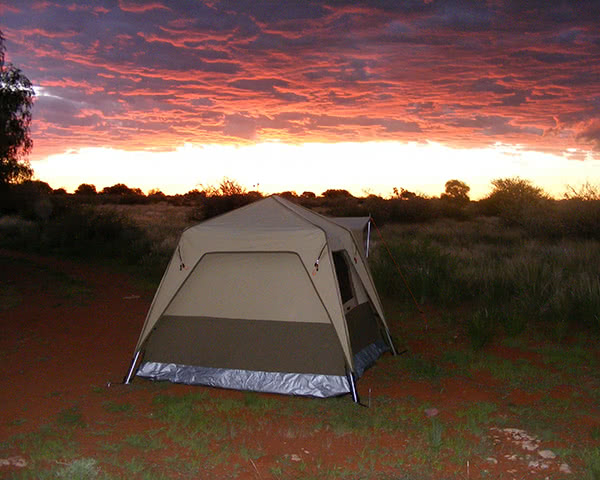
2;0;598;161
0;3;20;14
118;0;169;13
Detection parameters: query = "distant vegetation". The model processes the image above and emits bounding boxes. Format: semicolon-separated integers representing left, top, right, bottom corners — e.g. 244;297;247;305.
1;175;599;339
2;175;599;236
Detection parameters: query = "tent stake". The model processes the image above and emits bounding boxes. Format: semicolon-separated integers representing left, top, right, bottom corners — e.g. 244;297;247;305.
124;350;141;385
347;371;360;404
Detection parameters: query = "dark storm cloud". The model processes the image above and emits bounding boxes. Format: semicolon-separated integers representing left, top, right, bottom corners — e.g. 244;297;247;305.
1;0;599;157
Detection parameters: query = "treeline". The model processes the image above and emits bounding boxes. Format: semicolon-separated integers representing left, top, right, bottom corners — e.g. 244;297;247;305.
2;177;599;240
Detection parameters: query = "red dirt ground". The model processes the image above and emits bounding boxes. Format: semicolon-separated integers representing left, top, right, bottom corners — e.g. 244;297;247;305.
0;249;597;479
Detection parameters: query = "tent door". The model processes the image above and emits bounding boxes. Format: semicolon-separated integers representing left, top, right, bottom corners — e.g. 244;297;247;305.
332;250;358;312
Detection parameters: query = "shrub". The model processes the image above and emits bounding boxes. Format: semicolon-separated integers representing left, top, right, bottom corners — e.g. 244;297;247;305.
373;219;600;336
199;192;262;220
557;199;600;240
39;206;151;262
0;204;167;277
370;238;465;305
467;308;496;350
480;177;549;225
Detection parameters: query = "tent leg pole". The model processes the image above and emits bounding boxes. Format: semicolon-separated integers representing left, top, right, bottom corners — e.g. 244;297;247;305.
124;350;141;385
366;218;371;257
347;371;360;404
385;329;398;356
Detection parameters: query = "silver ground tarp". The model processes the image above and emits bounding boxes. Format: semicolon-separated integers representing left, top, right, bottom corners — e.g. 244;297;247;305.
137;340;389;397
137;362;351;397
354;339;390;378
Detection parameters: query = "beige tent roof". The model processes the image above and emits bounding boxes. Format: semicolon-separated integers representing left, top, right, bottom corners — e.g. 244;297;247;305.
331;216;371;255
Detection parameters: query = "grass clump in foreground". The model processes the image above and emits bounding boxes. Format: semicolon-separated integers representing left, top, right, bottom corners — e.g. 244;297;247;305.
55;458;100;479
584;447;600;480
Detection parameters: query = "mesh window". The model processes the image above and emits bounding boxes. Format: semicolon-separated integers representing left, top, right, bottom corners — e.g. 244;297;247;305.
332;251;353;303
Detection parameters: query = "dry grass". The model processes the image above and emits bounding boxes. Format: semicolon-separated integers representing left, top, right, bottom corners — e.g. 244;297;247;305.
95;202;195;254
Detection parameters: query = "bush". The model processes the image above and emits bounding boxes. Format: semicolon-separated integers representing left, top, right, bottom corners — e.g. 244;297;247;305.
373;219;600;336
467;308;496;350
37;207;149;262
557;199;600;240
480;177;549;226
199;192;262;220
0;204;167;276
370;238;465;305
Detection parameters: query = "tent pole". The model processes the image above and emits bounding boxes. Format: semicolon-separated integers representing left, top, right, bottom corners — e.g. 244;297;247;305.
385;328;398;356
123;350;141;385
366;218;371;257
347;371;360;404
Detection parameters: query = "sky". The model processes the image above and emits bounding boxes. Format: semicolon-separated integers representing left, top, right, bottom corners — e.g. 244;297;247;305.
1;0;599;199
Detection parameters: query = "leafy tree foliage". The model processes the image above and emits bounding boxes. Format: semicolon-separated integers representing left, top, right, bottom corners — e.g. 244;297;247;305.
197;177;247;197
0;30;34;186
482;177;549;226
75;183;97;195
321;189;353;199
100;183;143;196
441;179;470;205
277;191;298;199
391;187;418;200
147;187;165;197
488;177;547;205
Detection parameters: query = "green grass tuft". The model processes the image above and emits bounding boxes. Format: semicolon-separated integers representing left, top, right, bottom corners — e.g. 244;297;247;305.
56;458;99;479
401;354;444;381
467;308;496;350
56;406;87;429
102;401;134;414
584;447;600;480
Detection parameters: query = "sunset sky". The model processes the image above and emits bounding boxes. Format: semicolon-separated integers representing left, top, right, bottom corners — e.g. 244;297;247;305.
1;0;599;198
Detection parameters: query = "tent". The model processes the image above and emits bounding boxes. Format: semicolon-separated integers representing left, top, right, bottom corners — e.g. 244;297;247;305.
124;195;395;399
331;216;372;257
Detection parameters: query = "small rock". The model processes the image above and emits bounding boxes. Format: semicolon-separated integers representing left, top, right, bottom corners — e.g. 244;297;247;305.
528;459;549;470
522;441;539;451
0;457;27;468
10;457;27;468
559;463;572;474
290;454;301;462
486;457;498;464
538;449;556;459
